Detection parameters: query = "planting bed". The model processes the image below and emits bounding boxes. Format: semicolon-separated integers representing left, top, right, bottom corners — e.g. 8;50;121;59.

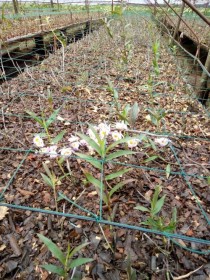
0;11;103;41
0;14;210;279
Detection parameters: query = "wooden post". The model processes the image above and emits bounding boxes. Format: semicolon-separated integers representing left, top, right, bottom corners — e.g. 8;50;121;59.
50;0;54;9
154;0;157;16
198;49;210;104
12;0;18;14
85;0;90;19
173;2;185;40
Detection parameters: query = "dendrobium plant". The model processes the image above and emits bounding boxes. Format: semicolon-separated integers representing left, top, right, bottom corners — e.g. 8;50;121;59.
33;121;171;158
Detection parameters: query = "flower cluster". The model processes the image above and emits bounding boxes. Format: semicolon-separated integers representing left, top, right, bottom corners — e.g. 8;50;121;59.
33;122;170;158
33;134;83;158
87;121;127;142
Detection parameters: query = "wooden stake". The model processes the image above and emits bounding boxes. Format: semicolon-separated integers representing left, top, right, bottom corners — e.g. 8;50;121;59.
173;2;185;40
198;49;210;104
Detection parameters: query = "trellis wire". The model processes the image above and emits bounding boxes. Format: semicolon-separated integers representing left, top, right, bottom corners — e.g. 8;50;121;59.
0;4;209;255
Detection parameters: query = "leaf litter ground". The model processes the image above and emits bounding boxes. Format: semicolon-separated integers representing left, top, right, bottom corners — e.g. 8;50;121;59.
0;15;210;279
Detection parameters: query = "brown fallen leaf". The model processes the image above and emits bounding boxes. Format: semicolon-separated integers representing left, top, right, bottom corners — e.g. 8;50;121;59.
0;206;9;220
186;229;194;236
16;188;34;196
0;244;6;252
7;234;22;256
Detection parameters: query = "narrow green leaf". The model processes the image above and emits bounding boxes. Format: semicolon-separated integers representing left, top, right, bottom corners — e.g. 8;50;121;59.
152;195;166;216
171;207;177;225
59;173;71;181
109;179;135;198
162;224;176;233
143;155;158;163
51;130;66;144
151;186;161;207
166;164;171;179
37;133;47;138
131;269;137;280
26;110;43;126
138;133;147;142
75;153;102;170
134;206;150;212
106;150;135;161
85;174;107;204
41;173;54;188
69;243;90;259
42;162;52;178
105;168;132;181
118;113;128;122
129;102;139;127
76;132;102;156
46;108;60;128
85;173;103;189
88;125;106;156
106;136;134;153
68;258;93;269
148;138;157;151
37;234;65;265
41;264;65;276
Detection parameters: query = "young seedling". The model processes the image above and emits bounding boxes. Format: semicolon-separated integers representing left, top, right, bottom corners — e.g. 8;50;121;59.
135;186;177;233
106;79;139;128
152;40;160;76
41;162;70;211
146;108;166;131
26;108;65;144
38;234;93;279
126;254;137;280
75;124;137;220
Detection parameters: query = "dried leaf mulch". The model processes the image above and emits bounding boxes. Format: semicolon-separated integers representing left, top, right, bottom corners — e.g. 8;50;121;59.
0;15;210;279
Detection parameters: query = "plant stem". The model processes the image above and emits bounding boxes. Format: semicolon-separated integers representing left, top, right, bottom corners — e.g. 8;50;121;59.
98;223;114;253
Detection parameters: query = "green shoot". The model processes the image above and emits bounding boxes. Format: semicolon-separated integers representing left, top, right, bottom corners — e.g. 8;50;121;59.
38;234;93;279
135;186;177;233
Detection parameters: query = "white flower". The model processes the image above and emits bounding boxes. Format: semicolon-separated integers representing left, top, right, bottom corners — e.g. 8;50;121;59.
115;121;128;130
48;145;58;158
60;147;73;157
87;128;99;144
88;146;95;155
40;146;58;158
40;147;49;154
112;131;123;141
33;135;44;148
87;128;96;139
70;141;80;151
68;135;79;143
154;137;170;147
127;138;138;148
57;115;65;122
98;123;110;139
145;115;151;121
80;139;88;146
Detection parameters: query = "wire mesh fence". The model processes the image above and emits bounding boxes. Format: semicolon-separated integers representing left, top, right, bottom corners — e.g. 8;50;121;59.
0;3;210;262
147;0;210;105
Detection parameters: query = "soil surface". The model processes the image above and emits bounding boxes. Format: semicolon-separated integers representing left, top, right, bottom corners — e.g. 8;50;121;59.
0;14;210;279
